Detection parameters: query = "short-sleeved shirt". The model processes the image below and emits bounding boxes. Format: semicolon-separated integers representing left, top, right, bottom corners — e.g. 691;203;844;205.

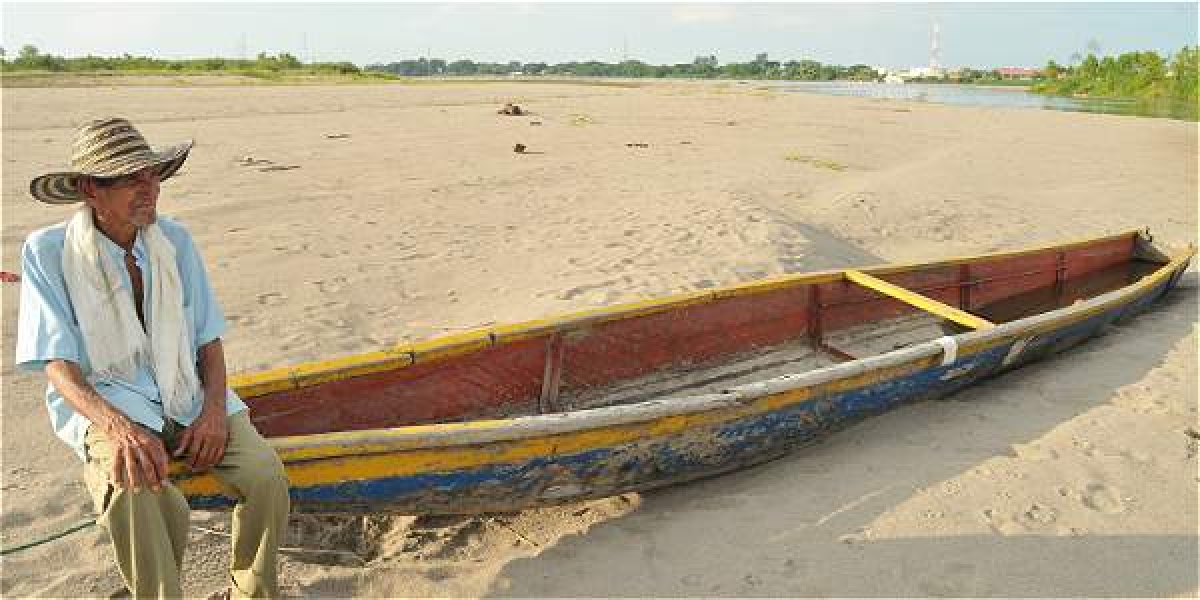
15;215;248;460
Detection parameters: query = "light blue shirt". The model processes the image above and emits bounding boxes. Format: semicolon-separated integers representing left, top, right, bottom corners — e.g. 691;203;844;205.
15;215;247;460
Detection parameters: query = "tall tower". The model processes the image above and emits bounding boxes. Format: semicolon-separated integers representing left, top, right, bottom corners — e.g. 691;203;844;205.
929;20;942;72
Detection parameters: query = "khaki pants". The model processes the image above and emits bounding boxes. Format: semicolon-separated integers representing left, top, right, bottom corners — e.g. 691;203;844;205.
84;411;290;599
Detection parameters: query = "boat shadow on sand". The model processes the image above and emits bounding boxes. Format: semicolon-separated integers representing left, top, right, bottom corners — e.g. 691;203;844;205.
482;271;1197;598
281;249;1195;599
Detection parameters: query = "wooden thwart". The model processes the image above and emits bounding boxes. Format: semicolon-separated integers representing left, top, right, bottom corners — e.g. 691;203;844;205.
844;270;995;330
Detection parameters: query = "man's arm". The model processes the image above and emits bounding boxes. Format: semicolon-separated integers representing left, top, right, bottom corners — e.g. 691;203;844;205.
176;338;229;471
45;359;169;492
170;222;232;471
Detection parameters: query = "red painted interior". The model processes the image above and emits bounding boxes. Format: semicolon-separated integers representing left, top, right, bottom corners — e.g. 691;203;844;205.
251;337;546;436
248;236;1145;435
560;285;812;396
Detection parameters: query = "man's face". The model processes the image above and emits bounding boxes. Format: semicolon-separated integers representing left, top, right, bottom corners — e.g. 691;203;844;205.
82;166;161;228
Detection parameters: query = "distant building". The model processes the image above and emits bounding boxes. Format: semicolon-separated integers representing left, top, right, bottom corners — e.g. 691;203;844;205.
902;66;945;79
995;67;1040;79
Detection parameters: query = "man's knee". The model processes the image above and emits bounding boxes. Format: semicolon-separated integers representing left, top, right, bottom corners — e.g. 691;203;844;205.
250;455;290;501
224;450;290;506
220;411;290;506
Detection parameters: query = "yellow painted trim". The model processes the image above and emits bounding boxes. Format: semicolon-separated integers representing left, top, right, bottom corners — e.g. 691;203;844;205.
229;350;415;398
402;329;492;363
177;353;938;495
860;230;1140;277
182;248;1193;495
272;351;936;464
956;246;1194;355
710;271;844;300
229;229;1159;399
489;289;717;344
229;366;300;397
844;270;995;330
179;248;1195;497
290;349;413;387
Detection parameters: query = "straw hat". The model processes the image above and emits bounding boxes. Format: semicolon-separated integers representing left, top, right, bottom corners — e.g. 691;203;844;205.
29;117;193;204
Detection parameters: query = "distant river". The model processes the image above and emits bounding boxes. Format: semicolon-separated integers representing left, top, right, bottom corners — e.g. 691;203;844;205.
770;81;1194;120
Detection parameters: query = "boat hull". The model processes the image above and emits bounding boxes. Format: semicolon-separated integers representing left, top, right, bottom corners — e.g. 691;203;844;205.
178;246;1190;514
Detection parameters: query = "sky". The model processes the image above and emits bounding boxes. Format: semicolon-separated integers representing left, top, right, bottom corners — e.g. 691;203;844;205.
1;2;1196;70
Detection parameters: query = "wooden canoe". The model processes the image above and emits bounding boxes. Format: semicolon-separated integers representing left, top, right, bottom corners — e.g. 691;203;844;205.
175;230;1194;514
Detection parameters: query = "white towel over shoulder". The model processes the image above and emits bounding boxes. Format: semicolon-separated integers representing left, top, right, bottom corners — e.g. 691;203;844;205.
62;206;200;421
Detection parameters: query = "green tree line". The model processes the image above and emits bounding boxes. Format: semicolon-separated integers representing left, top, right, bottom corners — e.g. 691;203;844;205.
366;53;880;81
0;45;371;78
1034;46;1198;106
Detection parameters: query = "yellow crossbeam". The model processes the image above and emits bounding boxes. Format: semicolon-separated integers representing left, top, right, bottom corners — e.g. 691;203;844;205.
844;270;995;330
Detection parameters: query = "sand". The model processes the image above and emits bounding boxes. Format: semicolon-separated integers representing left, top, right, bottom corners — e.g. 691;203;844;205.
1;79;1196;597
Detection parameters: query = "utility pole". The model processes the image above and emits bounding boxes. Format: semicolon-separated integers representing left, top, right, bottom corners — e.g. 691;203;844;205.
929;20;942;72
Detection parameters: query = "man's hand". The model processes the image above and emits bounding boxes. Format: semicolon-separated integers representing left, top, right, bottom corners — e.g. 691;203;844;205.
182;339;230;472
103;417;170;492
44;360;170;492
175;408;228;472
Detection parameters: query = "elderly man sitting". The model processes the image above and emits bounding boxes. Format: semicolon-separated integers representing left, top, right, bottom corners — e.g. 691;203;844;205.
16;117;290;598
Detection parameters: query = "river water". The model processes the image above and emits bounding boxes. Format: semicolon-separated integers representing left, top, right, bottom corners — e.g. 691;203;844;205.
771;81;1195;120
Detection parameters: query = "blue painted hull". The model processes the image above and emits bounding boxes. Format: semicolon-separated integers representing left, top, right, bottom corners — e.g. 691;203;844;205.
189;267;1184;514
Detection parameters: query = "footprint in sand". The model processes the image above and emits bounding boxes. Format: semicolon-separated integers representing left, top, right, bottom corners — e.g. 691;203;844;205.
318;317;352;329
1112;385;1168;414
283;331;310;345
312;277;348;294
0;509;33;528
980;508;1009;534
355;262;386;275
227;314;260;328
1017;502;1058;527
980;508;1034;535
1080;483;1129;514
559;280;618;301
1071;436;1096;456
398;252;435;261
1010;443;1060;462
256;292;286;306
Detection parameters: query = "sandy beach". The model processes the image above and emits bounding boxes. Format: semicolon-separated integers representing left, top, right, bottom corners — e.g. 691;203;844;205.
1;79;1196;597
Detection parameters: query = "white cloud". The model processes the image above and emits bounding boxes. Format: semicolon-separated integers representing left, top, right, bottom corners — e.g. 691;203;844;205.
54;6;172;54
510;3;542;17
670;4;738;24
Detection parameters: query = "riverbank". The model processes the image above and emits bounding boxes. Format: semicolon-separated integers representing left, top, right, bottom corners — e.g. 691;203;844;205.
2;79;1195;597
0;70;398;87
6;72;1194;120
777;80;1197;121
